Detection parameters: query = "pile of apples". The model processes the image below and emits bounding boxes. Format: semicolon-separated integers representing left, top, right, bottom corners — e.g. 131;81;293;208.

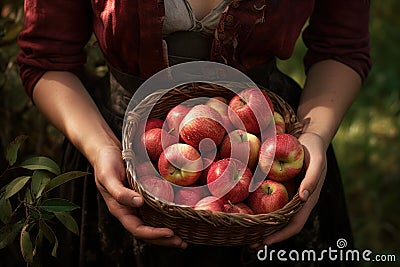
134;87;304;215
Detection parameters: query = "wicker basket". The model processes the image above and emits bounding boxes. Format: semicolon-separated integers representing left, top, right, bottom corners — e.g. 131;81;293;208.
122;82;304;246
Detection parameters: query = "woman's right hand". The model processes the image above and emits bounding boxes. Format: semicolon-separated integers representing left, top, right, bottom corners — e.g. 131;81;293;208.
32;72;187;248
92;145;188;249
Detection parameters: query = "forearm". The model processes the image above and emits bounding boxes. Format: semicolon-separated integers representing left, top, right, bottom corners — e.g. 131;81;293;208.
297;60;362;150
33;71;120;166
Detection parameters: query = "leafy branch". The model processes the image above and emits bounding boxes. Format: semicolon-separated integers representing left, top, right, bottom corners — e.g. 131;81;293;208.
0;135;88;266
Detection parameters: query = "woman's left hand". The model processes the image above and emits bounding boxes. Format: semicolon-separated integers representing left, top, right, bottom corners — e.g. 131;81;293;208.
250;132;327;249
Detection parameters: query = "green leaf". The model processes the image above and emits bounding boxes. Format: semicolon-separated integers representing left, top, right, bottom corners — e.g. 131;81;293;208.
54;212;79;235
0;220;24;250
39;221;58;257
33;228;44;257
31;170;51;200
0;197;12;224
40;198;79;213
4;176;31;199
5;135;28;166
20;156;61;175
25;188;33;205
30;209;55;221
44;171;89;193
20;224;34;264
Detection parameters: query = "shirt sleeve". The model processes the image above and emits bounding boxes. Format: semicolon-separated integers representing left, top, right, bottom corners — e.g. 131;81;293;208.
17;0;93;99
302;0;372;82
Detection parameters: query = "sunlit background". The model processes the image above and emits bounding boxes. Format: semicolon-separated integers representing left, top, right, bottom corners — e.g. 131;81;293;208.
278;2;400;264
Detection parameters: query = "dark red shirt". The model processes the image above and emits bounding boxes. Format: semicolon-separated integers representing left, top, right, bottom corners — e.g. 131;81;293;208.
17;0;371;99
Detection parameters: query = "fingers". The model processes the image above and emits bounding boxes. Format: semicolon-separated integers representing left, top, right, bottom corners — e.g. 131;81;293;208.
99;187;188;248
260;168;326;246
248;133;329;249
92;146;187;248
298;152;325;201
119;211;188;248
297;133;326;201
261;198;314;246
248;133;328;250
97;174;186;247
117;209;172;240
142;236;188;249
102;179;144;207
94;159;144;207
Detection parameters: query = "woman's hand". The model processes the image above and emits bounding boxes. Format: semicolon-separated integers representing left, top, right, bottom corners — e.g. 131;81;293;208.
248;60;362;249
92;145;188;249
250;132;327;249
32;72;187;249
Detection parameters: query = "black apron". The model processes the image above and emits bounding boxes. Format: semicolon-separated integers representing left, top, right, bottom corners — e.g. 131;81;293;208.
52;32;355;267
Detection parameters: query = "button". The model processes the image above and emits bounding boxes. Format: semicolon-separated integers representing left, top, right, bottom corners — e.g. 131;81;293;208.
226;14;234;23
195;21;203;31
225;14;234;27
218;33;226;40
231;0;240;8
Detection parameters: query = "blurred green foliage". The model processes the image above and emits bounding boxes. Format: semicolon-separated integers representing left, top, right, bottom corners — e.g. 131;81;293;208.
278;1;400;264
335;2;400;257
0;0;399;266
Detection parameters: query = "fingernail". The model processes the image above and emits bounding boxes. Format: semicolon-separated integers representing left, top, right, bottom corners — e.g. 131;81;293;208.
132;196;143;206
181;241;188;249
164;232;173;238
250;243;261;250
264;239;273;246
301;190;309;201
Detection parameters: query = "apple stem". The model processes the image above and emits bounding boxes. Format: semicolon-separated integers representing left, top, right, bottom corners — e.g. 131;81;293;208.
170;167;177;176
239;132;247;142
233;169;241;182
279;161;284;172
267;186;272;195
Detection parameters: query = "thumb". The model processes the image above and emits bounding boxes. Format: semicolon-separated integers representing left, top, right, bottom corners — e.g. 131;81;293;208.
298;154;326;201
297;144;326;202
95;169;144;208
106;181;144;207
297;133;327;202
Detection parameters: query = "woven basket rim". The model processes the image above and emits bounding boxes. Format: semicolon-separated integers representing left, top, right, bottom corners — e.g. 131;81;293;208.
122;81;304;245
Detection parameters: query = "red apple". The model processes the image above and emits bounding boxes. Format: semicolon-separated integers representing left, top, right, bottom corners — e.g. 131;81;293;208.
219;129;261;170
205;96;235;132
207;158;252;203
180;104;226;152
141;128;176;162
259;133;304;181
165;104;191;137
137;175;174;203
158;143;203;186
228;88;274;134
223;202;254;215
144;118;164;132
135;161;159;177
174;185;207;207
247;179;289;214
134;118;165;147
273;111;286;134
194;196;224;212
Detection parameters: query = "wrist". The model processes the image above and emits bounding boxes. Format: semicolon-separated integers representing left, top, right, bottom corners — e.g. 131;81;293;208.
299;131;329;152
297;109;335;152
77;131;122;167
